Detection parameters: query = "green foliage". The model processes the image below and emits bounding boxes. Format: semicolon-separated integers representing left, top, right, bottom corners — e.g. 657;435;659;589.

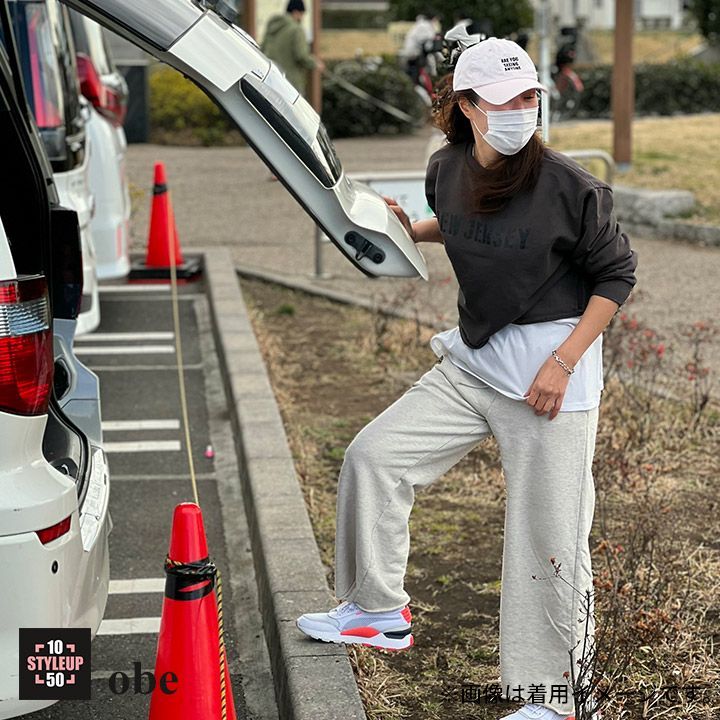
576;60;720;117
149;66;236;144
690;0;720;43
321;59;425;138
388;0;533;38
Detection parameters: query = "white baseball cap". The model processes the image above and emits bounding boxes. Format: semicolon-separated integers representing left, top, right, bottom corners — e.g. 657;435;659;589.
452;37;548;105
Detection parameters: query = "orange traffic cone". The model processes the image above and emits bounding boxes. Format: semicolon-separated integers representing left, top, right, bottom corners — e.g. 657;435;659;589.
148;503;236;720
128;162;202;281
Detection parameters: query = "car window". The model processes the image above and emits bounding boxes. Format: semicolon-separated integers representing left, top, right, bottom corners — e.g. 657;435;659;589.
240;68;342;188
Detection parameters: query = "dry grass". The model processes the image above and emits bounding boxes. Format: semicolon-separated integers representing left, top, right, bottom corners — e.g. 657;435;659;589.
241;277;720;720
550;114;720;225
322;27;704;65
581;30;705;66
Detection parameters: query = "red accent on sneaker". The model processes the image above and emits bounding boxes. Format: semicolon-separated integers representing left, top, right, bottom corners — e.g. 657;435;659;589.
341;626;381;637
401;606;412;623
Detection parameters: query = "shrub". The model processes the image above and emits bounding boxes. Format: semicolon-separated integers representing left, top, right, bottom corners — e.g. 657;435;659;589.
577;59;720;117
149;66;241;145
321;58;425;137
149;60;422;143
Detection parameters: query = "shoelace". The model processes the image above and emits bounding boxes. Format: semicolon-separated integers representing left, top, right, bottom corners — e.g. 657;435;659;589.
329;600;358;618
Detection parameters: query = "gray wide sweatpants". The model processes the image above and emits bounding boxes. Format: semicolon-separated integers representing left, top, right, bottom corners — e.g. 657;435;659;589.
334;355;598;716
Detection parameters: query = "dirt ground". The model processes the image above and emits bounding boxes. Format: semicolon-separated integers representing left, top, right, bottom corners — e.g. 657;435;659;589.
240;277;720;720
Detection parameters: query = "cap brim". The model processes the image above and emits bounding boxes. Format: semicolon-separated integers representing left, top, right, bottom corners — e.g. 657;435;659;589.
473;79;548;105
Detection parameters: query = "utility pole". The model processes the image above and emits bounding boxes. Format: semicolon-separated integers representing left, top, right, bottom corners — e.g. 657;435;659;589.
310;0;322;114
536;0;552;143
245;0;256;38
612;0;634;170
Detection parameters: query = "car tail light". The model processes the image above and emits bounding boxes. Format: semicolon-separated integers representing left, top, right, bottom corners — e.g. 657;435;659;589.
76;52;127;127
36;515;72;544
103;85;127;127
0;276;53;416
26;6;63;130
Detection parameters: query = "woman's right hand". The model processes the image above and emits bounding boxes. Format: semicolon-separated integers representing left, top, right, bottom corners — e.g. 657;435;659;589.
382;195;416;242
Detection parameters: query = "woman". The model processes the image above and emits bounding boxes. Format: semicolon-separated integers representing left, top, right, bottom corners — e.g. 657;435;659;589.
296;37;637;720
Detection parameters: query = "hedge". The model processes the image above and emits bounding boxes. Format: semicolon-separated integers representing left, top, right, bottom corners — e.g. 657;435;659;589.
149;66;240;146
320;58;425;137
577;59;720;117
149;59;423;143
149;58;720;144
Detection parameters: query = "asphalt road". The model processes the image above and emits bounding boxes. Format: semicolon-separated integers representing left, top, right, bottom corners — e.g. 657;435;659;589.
24;279;278;720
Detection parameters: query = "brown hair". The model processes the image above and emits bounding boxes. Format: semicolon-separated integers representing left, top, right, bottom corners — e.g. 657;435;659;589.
431;73;546;213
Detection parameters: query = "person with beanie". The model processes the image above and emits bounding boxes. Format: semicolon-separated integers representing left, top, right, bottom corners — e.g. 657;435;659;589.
260;0;325;99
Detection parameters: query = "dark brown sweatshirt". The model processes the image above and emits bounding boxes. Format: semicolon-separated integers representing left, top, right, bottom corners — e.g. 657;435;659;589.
425;142;638;349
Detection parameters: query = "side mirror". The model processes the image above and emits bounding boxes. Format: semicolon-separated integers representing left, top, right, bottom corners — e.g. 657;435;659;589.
50;205;83;320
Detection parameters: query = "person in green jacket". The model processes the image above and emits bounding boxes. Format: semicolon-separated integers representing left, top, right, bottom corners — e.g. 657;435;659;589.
260;0;325;99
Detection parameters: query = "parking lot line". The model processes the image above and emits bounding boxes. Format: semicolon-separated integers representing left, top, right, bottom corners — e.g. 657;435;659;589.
90;363;204;372
74;345;175;355
99;284;171;293
102;419;181;431
76;331;174;342
109;578;165;594
96;617;162;635
104;440;181;453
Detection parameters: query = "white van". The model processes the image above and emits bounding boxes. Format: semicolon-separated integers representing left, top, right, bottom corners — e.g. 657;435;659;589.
0;11;111;718
8;0;100;334
69;8;131;280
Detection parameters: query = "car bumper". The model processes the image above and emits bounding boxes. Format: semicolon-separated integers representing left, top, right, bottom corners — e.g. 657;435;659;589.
0;445;111;719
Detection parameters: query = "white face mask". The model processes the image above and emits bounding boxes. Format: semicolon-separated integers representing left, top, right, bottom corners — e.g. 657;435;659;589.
470;101;539;156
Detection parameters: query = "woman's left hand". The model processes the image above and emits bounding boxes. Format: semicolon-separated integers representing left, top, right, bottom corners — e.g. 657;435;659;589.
523;356;572;420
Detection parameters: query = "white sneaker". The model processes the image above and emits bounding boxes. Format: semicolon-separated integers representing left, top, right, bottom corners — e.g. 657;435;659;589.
296;599;413;650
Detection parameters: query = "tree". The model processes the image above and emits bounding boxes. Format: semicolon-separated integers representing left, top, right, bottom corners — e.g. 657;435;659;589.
690;0;720;44
389;0;534;40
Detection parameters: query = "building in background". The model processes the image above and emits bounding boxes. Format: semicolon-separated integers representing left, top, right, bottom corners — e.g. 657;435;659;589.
545;0;684;31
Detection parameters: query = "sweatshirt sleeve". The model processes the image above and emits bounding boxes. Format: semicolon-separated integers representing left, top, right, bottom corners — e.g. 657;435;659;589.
425;156;439;217
292;25;316;71
570;186;638;307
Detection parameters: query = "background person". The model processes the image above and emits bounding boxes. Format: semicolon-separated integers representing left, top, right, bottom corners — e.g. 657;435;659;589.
399;9;441;84
260;0;325;99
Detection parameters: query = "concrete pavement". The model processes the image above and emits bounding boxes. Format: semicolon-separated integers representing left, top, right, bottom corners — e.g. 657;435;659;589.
125;127;720;378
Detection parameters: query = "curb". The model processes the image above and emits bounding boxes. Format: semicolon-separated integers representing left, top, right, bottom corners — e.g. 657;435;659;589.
622;220;720;248
203;248;367;720
235;262;449;332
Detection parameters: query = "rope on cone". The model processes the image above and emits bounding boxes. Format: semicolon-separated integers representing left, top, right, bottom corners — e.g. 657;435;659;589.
165;556;229;720
162;172;230;718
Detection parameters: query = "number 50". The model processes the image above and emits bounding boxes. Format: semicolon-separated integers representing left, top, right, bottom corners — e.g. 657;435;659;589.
46;673;65;687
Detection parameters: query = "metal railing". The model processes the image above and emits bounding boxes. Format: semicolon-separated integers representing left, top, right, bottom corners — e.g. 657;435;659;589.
564;149;616;185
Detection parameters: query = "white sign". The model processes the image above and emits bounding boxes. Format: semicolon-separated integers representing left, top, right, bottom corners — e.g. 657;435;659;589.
363;177;434;224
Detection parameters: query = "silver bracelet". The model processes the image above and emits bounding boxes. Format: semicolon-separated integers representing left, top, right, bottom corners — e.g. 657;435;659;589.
552;349;574;376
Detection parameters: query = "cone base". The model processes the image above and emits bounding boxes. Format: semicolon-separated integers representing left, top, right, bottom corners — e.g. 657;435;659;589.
128;255;203;281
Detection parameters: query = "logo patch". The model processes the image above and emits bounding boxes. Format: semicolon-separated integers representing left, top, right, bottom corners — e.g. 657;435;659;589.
19;628;91;700
501;56;522;72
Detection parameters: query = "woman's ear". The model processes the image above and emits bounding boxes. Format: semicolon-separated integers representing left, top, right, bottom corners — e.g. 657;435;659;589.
457;95;473;120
